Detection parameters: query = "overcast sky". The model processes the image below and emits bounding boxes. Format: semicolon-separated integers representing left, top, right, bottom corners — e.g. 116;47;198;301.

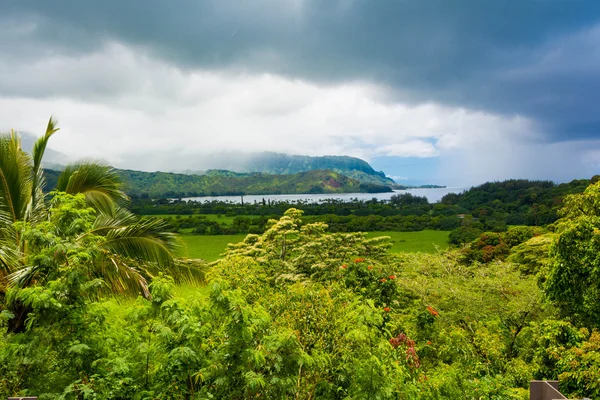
1;0;599;186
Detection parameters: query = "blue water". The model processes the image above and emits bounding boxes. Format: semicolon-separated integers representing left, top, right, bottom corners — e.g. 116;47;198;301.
182;187;466;204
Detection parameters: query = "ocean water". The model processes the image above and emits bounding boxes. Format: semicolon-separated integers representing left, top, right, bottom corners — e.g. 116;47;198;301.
182;187;466;204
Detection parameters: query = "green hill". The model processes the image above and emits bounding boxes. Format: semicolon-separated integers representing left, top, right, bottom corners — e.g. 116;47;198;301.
440;178;594;225
183;153;395;185
44;168;392;198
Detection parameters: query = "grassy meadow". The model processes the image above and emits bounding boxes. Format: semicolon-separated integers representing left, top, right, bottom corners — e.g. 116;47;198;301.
366;230;450;253
178;230;449;262
154;214;243;224
178;234;247;260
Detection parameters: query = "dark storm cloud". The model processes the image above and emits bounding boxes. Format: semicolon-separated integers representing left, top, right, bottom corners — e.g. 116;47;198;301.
2;0;600;141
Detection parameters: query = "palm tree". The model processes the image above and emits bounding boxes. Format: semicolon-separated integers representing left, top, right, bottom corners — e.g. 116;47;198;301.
0;117;202;332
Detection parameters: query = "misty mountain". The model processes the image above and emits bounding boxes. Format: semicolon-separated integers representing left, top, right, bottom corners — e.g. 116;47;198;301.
19;131;69;168
44;168;393;198
178;152;395;185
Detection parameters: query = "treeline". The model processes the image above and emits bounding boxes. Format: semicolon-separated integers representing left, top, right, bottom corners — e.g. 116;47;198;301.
442;178;594;244
132;178;594;236
441;178;594;225
134;193;466;234
156;213;462;235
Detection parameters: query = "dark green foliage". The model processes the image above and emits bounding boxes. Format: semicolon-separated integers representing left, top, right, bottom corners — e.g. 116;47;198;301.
390;193;428;206
442;179;591;227
130;178;588;242
504;226;538;247
448;225;483;245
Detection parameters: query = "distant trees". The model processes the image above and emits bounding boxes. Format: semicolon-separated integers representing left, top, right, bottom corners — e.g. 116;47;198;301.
448;226;483;246
441;179;590;228
389;193;428;206
131;178;592;243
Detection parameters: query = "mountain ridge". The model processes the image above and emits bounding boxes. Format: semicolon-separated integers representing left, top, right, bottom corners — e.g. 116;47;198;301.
177;152;395;185
43;168;393;198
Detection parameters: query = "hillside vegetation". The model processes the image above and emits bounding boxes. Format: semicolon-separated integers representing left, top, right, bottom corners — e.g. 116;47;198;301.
45;168;392;198
183;152;395;185
441;178;593;225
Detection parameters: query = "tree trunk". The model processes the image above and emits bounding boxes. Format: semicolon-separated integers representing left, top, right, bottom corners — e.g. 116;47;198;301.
6;300;30;334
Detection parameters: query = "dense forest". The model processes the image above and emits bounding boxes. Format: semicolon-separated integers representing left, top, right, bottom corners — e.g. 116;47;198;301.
2;123;600;398
44;168;393;198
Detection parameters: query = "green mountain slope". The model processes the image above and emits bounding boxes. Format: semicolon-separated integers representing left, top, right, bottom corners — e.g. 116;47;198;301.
183;153;395;185
440;178;593;225
44;168;392;198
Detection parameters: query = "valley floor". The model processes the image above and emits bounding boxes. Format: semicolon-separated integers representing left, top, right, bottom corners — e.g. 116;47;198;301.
178;230;450;261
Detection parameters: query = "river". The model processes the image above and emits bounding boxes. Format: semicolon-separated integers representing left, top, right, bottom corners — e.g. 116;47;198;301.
182;187;466;204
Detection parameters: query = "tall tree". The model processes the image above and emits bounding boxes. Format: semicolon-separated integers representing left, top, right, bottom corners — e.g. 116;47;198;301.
545;180;600;328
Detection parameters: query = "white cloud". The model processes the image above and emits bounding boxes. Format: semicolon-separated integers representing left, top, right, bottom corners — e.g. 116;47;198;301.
0;41;560;181
374;141;438;158
435;139;600;186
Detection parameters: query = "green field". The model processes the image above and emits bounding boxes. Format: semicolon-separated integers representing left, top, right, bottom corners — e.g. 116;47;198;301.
153;214;248;224
179;230;449;262
179;234;247;261
365;230;450;253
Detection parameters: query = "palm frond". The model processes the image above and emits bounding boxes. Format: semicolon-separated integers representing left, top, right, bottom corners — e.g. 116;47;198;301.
96;217;179;268
5;264;47;288
0;131;33;223
0;240;20;281
92;213;206;289
56;162;129;213
146;258;208;286
90;255;150;299
0;205;13;230
27;116;59;222
90;206;138;234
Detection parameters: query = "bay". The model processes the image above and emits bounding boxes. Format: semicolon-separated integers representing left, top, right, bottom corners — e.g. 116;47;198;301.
182;187;466;204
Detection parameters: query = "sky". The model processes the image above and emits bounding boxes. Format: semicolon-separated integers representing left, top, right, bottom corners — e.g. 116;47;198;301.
1;1;599;186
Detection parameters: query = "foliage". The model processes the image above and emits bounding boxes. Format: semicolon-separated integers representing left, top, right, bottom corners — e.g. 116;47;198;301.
448;225;483;245
2;205;598;398
224;208;392;281
460;226;546;265
161;211;461;235
130;178;593;239
544;181;600;328
0;120;202;334
2;121;599;398
507;234;554;275
390;193;429;206
442;178;592;227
